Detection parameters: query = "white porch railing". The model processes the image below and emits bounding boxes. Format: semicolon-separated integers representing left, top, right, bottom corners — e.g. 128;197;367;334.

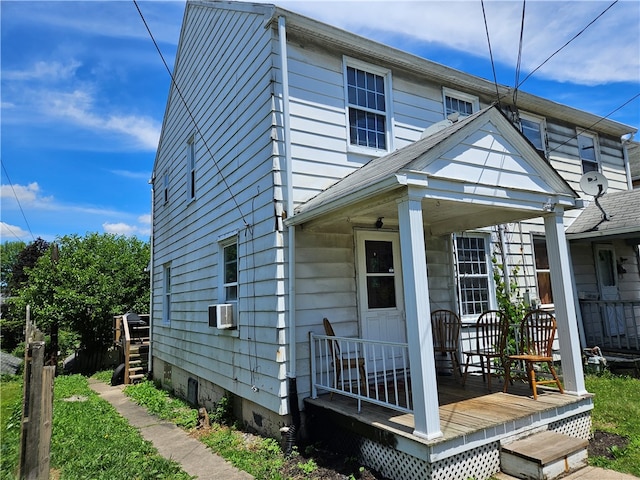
310;333;412;414
579;300;640;351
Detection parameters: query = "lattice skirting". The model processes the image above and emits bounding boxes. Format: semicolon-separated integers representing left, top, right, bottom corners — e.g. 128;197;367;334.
549;411;592;440
357;438;501;480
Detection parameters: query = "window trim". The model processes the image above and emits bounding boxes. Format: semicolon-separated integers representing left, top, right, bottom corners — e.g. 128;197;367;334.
343;56;393;155
187;135;196;201
442;87;479;119
453;232;495;321
577;131;600;174
162;264;171;326
519;112;547;157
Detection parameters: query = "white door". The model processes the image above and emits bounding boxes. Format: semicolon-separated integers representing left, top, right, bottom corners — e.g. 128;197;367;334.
356;231;406;371
595;245;625;336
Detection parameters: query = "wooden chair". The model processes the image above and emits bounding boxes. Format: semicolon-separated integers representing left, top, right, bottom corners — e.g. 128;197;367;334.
323;318;367;397
430;309;462;378
462;310;509;390
503;309;564;400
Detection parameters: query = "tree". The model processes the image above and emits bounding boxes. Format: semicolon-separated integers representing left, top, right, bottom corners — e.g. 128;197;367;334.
9;233;150;368
0;240;26;297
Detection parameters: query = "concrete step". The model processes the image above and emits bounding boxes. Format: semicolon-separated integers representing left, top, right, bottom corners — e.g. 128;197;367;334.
501;431;588;480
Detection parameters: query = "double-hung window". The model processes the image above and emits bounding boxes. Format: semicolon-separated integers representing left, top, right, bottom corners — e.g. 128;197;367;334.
221;239;238;303
455;234;493;317
187;135;196;200
443;88;478;119
533;236;553;305
578;132;599;173
345;59;390;152
520;113;547;157
163;264;171;325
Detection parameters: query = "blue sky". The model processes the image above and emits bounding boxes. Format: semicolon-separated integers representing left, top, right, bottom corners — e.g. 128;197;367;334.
2;0;639;243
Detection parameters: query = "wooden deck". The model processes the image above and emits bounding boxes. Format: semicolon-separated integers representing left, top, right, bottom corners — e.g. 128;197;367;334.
305;374;593;458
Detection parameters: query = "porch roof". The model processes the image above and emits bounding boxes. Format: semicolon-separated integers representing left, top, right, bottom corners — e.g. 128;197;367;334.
566;188;640;241
288;105;580;235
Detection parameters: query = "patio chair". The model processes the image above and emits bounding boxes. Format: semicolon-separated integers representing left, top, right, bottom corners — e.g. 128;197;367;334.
322;318;367;397
462;310;509;390
503;309;564;400
430;309;462;379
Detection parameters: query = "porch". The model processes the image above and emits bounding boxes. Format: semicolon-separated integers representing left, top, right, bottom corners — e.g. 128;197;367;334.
305;375;592;480
579;299;640;353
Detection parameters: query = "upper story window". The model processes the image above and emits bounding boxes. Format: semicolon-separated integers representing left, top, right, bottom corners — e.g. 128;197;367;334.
187;135;196;200
577;132;599;173
163;171;169;204
443;88;479;118
520;113;547;157
221;239;238;303
454;234;494;318
344;58;391;152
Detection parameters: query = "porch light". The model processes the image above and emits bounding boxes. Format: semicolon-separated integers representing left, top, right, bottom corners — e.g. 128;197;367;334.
375;217;384;229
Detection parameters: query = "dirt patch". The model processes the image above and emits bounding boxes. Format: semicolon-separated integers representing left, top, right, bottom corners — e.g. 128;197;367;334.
588;430;629;459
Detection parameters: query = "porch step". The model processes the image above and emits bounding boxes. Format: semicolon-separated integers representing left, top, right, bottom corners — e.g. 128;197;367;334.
500;431;588;480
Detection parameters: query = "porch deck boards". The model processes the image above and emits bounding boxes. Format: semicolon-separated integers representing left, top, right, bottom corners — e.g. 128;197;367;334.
306;375;591;445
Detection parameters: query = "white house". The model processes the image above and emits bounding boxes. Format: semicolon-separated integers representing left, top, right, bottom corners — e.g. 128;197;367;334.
149;2;637;478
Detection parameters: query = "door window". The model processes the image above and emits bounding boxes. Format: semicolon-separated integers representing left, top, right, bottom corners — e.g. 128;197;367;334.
365;240;396;309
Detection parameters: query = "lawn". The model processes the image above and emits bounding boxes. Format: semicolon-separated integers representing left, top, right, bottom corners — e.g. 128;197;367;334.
585;372;640;477
0;374;192;480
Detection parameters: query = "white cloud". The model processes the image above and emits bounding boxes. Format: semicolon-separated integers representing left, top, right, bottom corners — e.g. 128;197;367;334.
102;219;151;238
0;222;30;241
3;60;82;81
110;170;152;180
0;182;54;207
278;0;639;86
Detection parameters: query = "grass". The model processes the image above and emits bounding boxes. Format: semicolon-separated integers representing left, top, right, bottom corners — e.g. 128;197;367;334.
0;374;193;480
585;372;640;476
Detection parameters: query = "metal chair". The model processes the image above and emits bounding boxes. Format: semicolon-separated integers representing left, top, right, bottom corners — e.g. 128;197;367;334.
430;309;462;378
462;310;509;390
322;318;367;397
503;309;564;400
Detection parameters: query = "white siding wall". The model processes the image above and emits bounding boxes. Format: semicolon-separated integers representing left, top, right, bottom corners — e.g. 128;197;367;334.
152;4;288;415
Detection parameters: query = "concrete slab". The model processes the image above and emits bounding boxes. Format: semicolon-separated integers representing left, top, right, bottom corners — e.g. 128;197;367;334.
89;379;253;480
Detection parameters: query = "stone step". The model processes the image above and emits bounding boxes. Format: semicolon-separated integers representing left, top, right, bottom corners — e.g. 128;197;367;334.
501;430;588;480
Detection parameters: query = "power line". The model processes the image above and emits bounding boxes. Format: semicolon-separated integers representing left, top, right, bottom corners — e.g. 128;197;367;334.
1;161;36;242
480;0;501;109
516;0;619;90
512;0;526;107
132;0;251;231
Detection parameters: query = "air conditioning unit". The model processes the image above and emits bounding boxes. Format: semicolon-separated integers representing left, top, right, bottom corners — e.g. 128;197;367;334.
208;304;235;329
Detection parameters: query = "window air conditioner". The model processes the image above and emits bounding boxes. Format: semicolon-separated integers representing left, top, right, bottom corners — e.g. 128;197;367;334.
209;304;235;329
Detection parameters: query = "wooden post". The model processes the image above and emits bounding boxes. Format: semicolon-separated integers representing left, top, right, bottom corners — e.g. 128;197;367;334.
19;309;55;480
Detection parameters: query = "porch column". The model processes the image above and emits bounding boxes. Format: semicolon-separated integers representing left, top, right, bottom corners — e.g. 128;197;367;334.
397;191;442;440
544;209;588;395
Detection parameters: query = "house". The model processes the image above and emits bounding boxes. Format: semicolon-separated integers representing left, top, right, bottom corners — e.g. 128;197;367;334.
149;1;637;478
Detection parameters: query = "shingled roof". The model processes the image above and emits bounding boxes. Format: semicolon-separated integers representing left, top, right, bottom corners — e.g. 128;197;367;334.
566;188;640;240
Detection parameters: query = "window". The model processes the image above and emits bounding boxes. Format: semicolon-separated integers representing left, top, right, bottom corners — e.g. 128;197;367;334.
345;59;390;151
187;136;196;200
443;88;478;118
163;264;171;325
520;114;546;156
533;236;553;305
455;235;492;316
221;239;238;303
578;132;599;173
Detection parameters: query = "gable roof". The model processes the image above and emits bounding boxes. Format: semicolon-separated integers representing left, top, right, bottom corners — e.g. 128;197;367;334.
566;188;640;241
290;105;579;230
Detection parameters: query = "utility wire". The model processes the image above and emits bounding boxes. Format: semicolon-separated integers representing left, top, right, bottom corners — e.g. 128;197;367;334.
516;0;618;90
548;92;640;155
512;0;526;107
133;0;251;231
480;0;501;109
1;161;36;242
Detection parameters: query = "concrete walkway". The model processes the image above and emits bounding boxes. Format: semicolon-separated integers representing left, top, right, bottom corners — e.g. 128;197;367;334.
88;379;253;480
495;465;638;480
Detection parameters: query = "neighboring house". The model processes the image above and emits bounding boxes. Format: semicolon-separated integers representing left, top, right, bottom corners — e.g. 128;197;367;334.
150;2;637;479
628;140;640;188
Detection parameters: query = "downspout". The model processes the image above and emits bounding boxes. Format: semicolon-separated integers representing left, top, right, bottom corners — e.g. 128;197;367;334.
498;224;510;300
622;133;635;191
279;15;300;452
